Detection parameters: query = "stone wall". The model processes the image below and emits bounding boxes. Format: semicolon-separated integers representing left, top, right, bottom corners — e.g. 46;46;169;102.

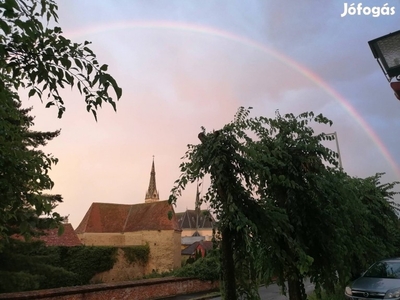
0;277;219;300
77;229;181;275
130;230;181;273
90;248;146;283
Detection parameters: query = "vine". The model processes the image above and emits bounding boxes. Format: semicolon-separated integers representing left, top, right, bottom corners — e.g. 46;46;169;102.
122;243;150;265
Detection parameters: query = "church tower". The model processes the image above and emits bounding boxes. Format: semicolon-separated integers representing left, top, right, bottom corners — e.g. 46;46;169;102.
145;157;160;203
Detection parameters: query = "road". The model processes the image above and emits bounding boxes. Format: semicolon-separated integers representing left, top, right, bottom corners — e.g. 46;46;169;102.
209;280;314;300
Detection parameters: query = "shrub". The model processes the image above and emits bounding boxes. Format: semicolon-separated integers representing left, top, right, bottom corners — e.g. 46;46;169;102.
56;246;118;284
0;241;118;292
174;250;220;281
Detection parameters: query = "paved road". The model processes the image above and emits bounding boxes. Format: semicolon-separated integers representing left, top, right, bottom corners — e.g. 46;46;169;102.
169;280;314;300
209;280;314;300
207;280;314;300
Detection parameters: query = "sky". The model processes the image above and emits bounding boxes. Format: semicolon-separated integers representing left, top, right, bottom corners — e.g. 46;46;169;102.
26;0;400;228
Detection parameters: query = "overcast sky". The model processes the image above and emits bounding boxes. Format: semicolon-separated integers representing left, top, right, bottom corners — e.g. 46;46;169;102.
26;0;400;228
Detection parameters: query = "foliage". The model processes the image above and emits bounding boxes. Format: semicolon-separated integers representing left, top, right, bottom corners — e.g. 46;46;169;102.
0;240;79;292
141;270;174;279
0;0;122;119
0;240;118;292
55;245;117;284
0;0;123;292
169;107;400;300
0;0;122;249
0;98;63;246
140;249;220;281
185;249;204;265
122;244;150;265
174;249;220;281
309;285;346;300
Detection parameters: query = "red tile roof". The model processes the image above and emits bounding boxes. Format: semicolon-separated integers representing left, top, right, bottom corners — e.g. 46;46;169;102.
75;200;181;234
39;223;82;247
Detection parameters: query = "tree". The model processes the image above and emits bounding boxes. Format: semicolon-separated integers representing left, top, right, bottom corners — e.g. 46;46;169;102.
0;0;122;239
0;0;123;254
0;96;63;246
0;0;123;291
169;107;400;300
0;0;122;119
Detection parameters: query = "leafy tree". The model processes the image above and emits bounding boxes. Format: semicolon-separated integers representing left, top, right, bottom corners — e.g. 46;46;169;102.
0;0;122;119
0;97;63;245
0;0;122;241
169;107;400;300
334;173;400;284
0;0;123;292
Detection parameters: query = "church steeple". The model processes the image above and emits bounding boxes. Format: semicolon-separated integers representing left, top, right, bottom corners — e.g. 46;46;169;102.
195;181;201;233
145;157;159;203
195;183;201;211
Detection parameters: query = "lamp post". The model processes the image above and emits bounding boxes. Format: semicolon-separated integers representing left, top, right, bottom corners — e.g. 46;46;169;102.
368;30;400;100
326;132;343;170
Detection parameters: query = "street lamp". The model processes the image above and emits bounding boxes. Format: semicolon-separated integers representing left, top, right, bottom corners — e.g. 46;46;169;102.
368;30;400;100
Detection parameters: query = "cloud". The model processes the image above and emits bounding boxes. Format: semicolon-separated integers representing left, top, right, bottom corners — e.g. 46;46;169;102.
27;0;400;227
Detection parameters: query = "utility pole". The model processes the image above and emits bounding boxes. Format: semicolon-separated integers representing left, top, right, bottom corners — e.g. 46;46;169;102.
326;132;343;170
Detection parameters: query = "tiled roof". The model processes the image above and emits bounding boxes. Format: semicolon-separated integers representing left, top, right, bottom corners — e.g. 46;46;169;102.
176;209;215;230
181;241;214;255
39;223;82;247
181;236;204;246
75;200;180;234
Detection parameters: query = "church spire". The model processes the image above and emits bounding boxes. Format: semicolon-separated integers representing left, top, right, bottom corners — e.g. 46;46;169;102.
145;156;159;203
195;183;201;211
195;181;201;233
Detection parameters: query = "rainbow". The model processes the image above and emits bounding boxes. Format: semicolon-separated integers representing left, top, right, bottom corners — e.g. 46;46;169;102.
66;21;400;179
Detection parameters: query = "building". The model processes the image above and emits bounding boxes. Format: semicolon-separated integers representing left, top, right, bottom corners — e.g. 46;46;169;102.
181;240;214;260
75;158;182;274
175;185;216;242
12;223;82;247
40;223;82;247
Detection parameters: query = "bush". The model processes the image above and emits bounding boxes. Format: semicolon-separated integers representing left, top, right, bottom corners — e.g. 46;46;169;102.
174;250;220;281
55;246;118;284
0;240;118;292
0;271;41;293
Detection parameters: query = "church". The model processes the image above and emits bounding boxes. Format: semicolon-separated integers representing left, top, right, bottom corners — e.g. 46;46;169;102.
175;184;216;244
75;159;182;273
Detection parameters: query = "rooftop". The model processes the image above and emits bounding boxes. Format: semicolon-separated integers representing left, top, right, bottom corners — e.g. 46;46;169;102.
75;200;181;233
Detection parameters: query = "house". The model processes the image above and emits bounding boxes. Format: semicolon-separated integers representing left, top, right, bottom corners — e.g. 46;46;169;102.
11;223;82;247
75;159;182;274
181;240;214;262
39;223;82;247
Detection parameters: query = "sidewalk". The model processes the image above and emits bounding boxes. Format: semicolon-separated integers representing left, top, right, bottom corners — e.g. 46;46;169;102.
165;279;314;300
163;290;220;300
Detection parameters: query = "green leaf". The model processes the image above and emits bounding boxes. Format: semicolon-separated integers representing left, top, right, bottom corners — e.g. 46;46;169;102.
74;58;83;70
87;63;93;75
91;109;98;122
45;101;55;108
28;89;35;98
0;19;11;35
